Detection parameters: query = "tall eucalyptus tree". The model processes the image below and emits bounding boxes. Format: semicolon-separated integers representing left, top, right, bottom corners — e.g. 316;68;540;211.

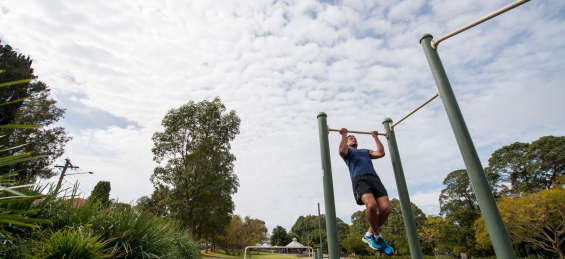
151;97;240;235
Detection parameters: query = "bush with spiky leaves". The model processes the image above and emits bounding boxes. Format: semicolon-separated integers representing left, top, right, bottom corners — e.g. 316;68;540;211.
41;197;201;259
28;227;114;259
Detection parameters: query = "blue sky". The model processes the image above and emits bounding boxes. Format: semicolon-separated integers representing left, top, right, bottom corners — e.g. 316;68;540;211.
1;0;564;233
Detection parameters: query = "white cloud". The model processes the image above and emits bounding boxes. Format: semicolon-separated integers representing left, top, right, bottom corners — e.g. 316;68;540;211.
1;0;564;232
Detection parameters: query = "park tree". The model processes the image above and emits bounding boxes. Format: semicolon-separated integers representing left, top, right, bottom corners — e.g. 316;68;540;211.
196;192;235;249
350;210;370;236
419;215;443;259
151;97;240;235
336;218;350;241
307;229;328;252
271;226;291;246
439;169;480;224
216;215;267;256
439;169;485;256
290;214;349;246
216;215;245;256
290;215;320;244
438;167;506;256
439;168;500;217
380;198;426;255
340;232;367;255
487;136;565;194
135;196;153;211
135;186;169;216
0;43;71;181
438;136;565;257
88;181;111;204
202;209;232;253
475;184;565;259
0;43;36;125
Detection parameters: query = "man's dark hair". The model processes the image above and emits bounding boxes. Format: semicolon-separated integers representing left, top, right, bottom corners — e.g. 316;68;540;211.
347;135;356;139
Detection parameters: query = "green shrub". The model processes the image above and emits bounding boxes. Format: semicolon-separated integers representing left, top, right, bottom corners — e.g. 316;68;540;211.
88;181;111;204
40;198;200;259
29;227;113;259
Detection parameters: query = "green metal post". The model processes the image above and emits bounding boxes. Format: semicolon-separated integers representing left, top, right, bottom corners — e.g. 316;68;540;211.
382;119;423;259
318;247;323;259
318;203;323;252
420;34;516;259
316;112;340;259
314;248;318;259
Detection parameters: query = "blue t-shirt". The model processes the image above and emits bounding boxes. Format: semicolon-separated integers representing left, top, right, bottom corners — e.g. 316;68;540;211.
342;147;377;180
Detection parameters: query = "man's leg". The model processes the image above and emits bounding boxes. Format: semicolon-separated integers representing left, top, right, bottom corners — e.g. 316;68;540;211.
372;195;393;255
376;196;391;228
361;193;380;235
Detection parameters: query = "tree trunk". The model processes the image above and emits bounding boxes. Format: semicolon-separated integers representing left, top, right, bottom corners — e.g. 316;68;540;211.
429;243;438;259
211;235;215;251
187;216;194;236
550;166;558;188
197;221;203;240
205;235;209;253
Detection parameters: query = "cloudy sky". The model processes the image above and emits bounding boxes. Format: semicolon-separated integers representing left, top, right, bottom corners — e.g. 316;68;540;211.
1;0;564;233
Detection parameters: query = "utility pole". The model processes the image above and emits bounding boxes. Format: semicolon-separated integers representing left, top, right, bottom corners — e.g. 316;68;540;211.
54;158;80;190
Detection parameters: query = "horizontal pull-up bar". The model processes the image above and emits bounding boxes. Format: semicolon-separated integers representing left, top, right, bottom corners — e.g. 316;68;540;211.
431;0;531;49
391;92;439;130
327;126;388;138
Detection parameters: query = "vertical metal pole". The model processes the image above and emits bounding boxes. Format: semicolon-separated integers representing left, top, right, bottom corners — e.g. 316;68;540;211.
314;248;318;259
420;34;516;259
382;119;424;259
316;112;340;259
318;203;323;252
56;158;70;190
317;247;323;259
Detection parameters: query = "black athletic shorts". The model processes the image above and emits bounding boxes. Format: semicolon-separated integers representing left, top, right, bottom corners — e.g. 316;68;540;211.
352;174;388;205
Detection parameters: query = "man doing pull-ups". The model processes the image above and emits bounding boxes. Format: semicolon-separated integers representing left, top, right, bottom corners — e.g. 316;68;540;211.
339;128;393;255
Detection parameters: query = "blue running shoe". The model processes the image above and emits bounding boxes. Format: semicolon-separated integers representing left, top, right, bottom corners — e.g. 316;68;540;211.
361;235;379;250
374;236;393;255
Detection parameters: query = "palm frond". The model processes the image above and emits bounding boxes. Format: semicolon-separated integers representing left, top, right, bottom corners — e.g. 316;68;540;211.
0;125;41;129
0;79;33;88
0;97;30;107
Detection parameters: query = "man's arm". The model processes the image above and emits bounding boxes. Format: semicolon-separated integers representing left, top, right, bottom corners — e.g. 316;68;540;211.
369;131;385;159
339;128;348;157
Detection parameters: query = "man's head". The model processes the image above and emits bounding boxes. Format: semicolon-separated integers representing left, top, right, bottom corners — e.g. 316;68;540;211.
347;135;358;148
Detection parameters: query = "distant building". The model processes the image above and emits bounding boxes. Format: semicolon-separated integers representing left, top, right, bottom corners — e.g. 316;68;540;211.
66;197;87;207
286;237;305;247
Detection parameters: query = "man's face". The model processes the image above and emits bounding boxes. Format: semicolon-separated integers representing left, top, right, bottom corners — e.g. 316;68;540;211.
347;136;358;148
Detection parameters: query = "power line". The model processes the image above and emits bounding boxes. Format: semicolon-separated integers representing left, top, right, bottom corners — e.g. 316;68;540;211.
76;169;98;186
64;179;89;197
65;175;95;190
73;168;99;188
48;167;96;190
